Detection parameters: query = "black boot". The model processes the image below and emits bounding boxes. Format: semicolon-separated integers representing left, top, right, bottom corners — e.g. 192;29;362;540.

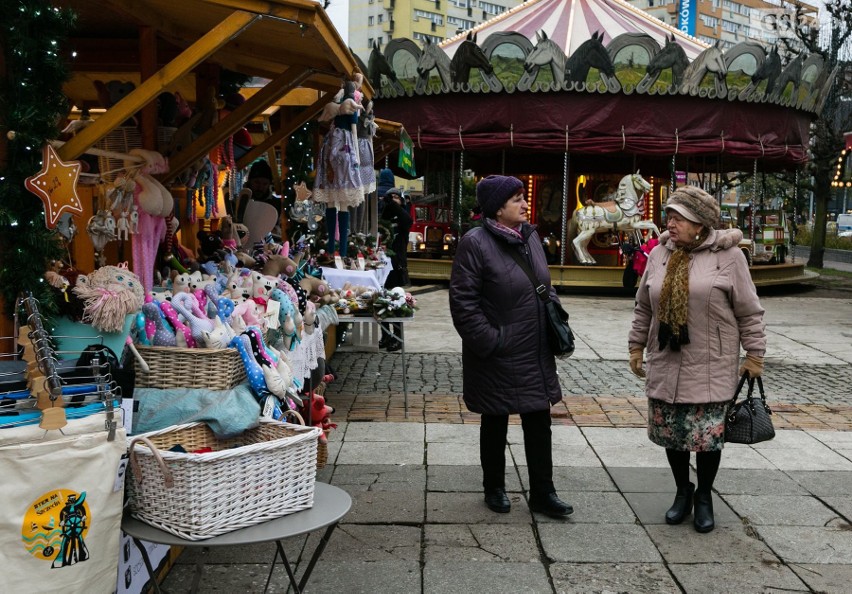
484;488;510;513
665;482;695;525
693;491;715;533
529;492;574;518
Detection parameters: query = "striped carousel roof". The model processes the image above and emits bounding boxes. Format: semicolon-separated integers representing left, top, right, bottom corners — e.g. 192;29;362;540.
441;0;709;60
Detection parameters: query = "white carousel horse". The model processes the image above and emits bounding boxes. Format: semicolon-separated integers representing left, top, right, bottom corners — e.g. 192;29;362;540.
571;172;657;265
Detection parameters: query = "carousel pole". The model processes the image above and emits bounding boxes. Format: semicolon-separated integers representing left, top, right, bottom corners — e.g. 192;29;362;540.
457;150;464;233
560;152;570;265
670;156;676;193
750;160;757;245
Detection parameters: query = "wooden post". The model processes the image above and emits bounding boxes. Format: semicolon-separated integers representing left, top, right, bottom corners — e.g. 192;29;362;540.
139;26;158;151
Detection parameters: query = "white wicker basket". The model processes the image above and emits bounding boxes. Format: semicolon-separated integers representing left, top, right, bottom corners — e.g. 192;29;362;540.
127;420;320;540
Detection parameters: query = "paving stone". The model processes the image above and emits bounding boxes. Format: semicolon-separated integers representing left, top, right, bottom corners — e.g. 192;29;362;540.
590;445;670;468
330;464;426;491
624;492;739;526
424;561;551;594
535;466;619;492
823;497;852;523
759;526;852;563
342;489;425;524
645;524;776;563
306;560;421;594
550;562;680;594
608;466;693;493
161;562;294;593
533;491;636;524
427;465;522;493
336;441;425;465
344;421;424;442
757;445;852;471
427;441;482;465
426;492;530;525
786;471;852;496
723;494;842;526
302;524;421;562
538;524;661;563
175;541;302;566
789;563;852;593
424;524;540;562
426;423;479;443
511;443;603;467
713;468;809;495
668;561;809;593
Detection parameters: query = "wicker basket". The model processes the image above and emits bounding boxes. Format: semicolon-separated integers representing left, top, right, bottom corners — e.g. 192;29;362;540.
127;420;320;540
134;345;247;389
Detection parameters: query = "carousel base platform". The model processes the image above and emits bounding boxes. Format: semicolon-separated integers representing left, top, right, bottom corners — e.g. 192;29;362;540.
408;259;817;288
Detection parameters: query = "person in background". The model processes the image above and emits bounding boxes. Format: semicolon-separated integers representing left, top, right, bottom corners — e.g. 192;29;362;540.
236;159;281;233
628;186;766;533
449;175;573;519
379;187;412;352
376;167;395;218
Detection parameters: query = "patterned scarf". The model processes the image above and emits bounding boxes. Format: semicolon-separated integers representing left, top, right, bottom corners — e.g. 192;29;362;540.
657;248;691;351
657;230;710;350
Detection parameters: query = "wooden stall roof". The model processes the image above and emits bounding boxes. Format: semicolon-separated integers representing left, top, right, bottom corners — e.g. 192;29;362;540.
55;0;393;181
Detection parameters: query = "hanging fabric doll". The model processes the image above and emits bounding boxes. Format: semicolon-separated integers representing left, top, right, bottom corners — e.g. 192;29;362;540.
353;97;377;235
312;74;364;259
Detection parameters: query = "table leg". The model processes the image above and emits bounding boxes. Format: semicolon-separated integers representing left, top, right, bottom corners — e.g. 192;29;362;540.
189;547;209;594
131;536;164;594
297;523;339;592
263;540;299;593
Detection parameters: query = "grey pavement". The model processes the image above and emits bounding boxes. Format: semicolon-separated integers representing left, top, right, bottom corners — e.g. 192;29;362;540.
162;283;852;593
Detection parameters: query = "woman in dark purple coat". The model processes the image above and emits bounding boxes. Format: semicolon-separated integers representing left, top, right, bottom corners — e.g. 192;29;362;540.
449;175;573;518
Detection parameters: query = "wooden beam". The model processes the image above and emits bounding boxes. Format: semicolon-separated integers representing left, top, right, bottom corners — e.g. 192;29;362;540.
164;66;313;183
236;93;331;169
58;10;259;161
139;26;158;150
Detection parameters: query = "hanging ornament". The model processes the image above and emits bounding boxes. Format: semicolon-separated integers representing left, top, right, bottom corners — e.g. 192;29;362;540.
24;144;84;229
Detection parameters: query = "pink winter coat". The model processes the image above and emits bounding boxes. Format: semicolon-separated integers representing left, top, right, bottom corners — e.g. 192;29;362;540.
628;228;766;405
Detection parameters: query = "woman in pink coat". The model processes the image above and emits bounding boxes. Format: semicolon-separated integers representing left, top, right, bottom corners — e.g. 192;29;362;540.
628;186;766;533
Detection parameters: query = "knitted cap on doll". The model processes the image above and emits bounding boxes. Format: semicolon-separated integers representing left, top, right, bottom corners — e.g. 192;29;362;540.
476;175;524;219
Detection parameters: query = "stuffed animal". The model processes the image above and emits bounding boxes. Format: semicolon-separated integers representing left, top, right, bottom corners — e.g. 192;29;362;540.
73;265;145;332
170;270;192;294
159;300;196;348
202;318;234;349
302;392;336;444
170;292;214;345
196;229;226;263
141;301;176;347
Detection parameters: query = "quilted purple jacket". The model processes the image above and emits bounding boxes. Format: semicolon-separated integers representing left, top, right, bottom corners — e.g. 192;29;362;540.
449;218;563;415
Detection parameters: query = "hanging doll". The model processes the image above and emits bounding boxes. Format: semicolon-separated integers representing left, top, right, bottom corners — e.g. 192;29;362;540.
312;74;364;259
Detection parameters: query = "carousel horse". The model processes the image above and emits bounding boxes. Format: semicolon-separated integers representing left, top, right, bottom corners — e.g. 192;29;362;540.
737;45;781;101
450;32;493;84
367;40;398;90
680;41;727;96
641;34;688;90
565;31;615;84
524;30;567;84
416;38;452;89
770;53;804;102
571;172;657;265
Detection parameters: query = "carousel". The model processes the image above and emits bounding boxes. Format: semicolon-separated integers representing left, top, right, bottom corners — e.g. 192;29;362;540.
370;0;831;286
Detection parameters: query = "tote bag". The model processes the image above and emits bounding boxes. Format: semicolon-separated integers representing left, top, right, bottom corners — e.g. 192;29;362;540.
0;416;127;593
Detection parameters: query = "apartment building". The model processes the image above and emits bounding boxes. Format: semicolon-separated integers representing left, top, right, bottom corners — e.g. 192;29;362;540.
347;0;523;59
626;0;817;50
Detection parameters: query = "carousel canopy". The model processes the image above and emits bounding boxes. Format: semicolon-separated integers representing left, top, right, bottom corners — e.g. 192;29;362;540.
371;0;833;171
441;0;708;61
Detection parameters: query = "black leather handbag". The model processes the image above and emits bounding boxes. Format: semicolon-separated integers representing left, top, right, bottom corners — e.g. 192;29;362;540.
502;245;575;358
725;374;775;444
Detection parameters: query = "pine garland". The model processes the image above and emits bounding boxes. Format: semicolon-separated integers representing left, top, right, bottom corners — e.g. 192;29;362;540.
0;1;75;317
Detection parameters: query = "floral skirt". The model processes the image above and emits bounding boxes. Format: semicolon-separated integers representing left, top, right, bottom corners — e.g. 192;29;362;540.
647;398;727;452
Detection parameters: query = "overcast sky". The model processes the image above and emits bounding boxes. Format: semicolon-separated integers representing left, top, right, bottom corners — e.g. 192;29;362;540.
323;1;349;45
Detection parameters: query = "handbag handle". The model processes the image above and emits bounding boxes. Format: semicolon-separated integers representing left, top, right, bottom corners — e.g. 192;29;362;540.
730;373;771;415
129;436;175;488
498;241;551;302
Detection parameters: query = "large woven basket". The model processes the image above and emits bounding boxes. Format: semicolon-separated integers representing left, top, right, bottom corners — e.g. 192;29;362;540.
134;345;246;389
127;420;320;540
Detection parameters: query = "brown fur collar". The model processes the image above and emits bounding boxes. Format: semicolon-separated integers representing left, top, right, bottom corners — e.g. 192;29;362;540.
658;228;743;252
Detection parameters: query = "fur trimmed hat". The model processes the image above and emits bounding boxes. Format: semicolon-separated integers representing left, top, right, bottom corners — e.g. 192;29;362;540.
665;186;720;230
476;175;524;219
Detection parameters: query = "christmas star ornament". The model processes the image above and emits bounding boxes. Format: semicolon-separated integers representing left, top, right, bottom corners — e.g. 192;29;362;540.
294;181;312;201
25;144;84;229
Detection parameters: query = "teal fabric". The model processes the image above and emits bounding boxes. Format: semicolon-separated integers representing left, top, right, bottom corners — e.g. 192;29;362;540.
133;384;260;438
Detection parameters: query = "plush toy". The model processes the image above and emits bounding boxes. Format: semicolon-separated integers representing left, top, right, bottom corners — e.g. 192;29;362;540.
251;271;277;301
170;292;214;345
229;333;268;397
196;229;226;263
201;318;234;349
302;392;336;444
73;265;145;332
170;270;192;294
141;301;176;347
159;300;196;348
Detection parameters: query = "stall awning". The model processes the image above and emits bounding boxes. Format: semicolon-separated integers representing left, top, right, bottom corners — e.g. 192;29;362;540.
56;0;377;181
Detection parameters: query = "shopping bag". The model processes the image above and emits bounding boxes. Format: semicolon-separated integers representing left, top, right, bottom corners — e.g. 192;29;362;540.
0;417;127;593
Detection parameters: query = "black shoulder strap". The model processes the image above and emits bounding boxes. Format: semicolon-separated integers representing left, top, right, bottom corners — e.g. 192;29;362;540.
499;242;550;302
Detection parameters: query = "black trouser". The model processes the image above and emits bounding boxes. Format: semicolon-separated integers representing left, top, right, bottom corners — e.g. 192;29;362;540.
480;410;554;498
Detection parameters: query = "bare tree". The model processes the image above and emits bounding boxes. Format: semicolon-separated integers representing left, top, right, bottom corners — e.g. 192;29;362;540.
781;1;852;267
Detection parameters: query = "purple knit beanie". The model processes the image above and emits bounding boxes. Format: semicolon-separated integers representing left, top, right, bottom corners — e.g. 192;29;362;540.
476;175;524;219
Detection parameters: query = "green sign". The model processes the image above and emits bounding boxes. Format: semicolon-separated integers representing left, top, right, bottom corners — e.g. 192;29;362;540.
398;128;416;176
